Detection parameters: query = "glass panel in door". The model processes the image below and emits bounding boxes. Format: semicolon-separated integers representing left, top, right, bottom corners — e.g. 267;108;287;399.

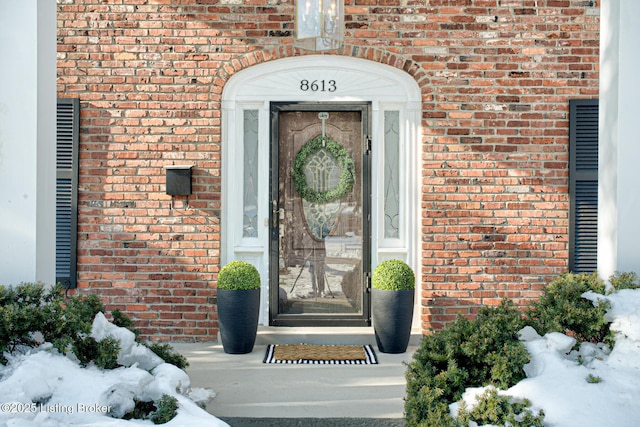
270;104;370;326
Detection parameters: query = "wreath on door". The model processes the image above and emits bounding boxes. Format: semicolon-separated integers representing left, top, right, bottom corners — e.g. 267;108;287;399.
292;136;355;204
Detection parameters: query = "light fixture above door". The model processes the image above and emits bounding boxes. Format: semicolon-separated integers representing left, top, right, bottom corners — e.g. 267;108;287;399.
295;0;344;51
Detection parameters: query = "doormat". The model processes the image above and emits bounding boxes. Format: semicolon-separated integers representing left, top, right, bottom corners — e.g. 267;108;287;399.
263;343;378;365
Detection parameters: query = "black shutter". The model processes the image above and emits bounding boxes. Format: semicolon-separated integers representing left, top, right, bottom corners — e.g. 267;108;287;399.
56;98;80;289
569;99;598;273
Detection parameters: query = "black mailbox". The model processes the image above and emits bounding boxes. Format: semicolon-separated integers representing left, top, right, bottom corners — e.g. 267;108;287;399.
165;165;192;196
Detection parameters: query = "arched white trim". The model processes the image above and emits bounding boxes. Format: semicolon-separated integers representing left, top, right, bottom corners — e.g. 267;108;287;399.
222;55;421;106
221;55;421;326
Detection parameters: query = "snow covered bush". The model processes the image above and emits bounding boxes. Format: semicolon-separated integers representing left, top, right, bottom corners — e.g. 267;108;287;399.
0;283;225;426
526;272;611;343
122;393;178;424
146;342;190;370
0;283;107;367
405;271;640;427
455;388;544;427
405;299;532;426
151;394;179;424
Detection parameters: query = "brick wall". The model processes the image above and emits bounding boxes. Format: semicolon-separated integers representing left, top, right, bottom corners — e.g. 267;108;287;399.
56;0;600;341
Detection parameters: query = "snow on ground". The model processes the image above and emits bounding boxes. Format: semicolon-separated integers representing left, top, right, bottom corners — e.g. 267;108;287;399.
0;313;228;427
452;288;640;427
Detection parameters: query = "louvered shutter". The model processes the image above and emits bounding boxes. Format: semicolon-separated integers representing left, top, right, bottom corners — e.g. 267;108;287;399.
56;98;79;289
569;99;598;273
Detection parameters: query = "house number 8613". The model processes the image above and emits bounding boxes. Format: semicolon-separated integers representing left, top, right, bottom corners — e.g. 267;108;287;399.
300;80;337;92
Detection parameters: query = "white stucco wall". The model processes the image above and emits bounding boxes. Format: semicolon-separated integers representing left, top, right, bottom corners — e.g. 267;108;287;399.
0;1;56;286
599;0;640;279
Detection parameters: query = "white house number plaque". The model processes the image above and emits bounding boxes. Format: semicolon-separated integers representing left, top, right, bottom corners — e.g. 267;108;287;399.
299;79;337;92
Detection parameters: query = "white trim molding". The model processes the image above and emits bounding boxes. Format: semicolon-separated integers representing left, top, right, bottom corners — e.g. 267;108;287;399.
221;55;422;325
599;0;640;280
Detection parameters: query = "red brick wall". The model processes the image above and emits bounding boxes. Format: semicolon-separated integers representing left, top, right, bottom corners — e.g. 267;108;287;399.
57;0;600;341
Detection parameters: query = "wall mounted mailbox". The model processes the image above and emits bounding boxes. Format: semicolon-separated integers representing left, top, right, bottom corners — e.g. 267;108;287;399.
165;165;192;195
165;165;192;208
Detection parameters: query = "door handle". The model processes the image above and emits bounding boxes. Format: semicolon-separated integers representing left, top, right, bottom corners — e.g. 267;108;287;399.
272;199;280;228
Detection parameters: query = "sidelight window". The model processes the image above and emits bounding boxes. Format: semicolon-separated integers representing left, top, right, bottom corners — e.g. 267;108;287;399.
243;110;259;238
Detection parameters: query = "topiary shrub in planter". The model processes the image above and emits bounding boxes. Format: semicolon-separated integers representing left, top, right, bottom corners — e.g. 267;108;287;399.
217;260;261;354
371;259;415;353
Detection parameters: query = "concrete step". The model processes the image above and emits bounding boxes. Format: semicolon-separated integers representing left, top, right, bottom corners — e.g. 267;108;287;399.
220;418;405;427
255;326;422;347
174;327;421;423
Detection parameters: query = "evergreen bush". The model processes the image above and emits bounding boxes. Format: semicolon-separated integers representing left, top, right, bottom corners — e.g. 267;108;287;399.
525;272;610;343
124;394;179;424
609;271;640;291
0;283;189;372
0;283;52;361
151;394;179;424
0;283;105;366
455;388;545;427
405;270;640;426
1;283;187;424
146;342;189;369
405;299;529;426
74;335;121;369
124;400;156;421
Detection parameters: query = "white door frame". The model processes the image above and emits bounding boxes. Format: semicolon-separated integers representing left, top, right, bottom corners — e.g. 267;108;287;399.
221;55;422;326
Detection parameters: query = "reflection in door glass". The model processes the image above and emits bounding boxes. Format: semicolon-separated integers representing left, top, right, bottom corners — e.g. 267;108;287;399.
277;111;363;317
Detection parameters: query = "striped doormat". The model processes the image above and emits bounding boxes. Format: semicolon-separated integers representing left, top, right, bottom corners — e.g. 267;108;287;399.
263;343;378;365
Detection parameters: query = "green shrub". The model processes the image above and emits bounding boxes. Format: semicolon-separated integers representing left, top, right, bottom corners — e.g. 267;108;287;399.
405;299;529;426
217;260;261;291
42;293;106;362
0;283;53;361
0;283;107;366
0;283;123;369
146;342;189;369
74;336;121;369
404;270;640;426
124;400;156;421
123;394;179;424
609;271;640;291
405;386;458;427
525;272;610;343
1;284;186;424
455;388;545;427
151;394;179;424
372;259;415;291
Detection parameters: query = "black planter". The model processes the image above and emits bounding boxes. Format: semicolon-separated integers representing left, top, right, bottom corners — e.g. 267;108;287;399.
372;288;414;354
217;288;260;354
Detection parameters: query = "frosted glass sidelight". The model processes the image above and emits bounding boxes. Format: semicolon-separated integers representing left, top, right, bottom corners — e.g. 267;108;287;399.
243;110;259;238
384;111;400;239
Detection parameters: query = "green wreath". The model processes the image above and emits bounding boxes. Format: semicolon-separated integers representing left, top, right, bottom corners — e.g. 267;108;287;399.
292;136;355;204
